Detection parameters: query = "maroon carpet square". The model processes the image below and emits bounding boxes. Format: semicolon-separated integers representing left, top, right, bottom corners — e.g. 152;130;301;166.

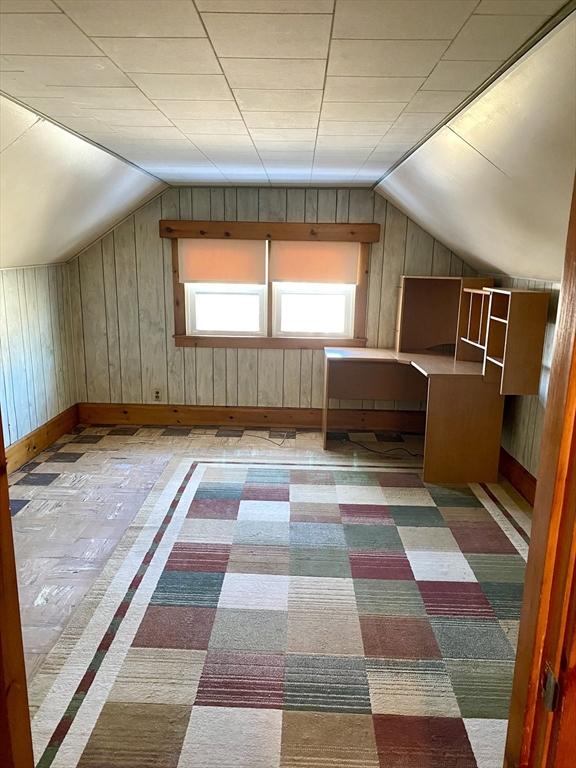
450;521;518;554
418;581;495;618
164;543;230;573
340;505;393;525
242;483;290;501
290;470;335;485
187;500;239;519
376;472;424;488
349;551;414;580
132;606;216;650
360;616;441;659
372;714;476;767
195;651;285;708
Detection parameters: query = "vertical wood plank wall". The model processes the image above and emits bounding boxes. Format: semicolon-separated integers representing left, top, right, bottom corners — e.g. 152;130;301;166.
0;186;557;481
67;187;474;418
0;265;77;448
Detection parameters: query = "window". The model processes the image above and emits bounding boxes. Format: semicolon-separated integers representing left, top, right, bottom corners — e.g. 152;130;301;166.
185;283;266;336
165;220;377;349
273;282;355;338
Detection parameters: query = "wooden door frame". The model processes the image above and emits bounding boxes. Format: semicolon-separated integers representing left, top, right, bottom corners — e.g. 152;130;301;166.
0;414;34;767
505;177;576;766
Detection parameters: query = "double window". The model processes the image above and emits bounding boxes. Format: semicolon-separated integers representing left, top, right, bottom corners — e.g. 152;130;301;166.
179;238;362;342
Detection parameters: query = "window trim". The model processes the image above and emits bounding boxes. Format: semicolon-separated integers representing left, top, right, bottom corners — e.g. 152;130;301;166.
166;222;374;350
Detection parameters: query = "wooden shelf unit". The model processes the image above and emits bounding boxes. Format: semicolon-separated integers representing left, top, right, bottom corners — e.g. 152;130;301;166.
483;289;550;395
397;276;493;355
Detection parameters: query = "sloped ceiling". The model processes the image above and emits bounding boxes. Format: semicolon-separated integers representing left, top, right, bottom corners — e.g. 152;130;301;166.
0;95;165;267
0;0;567;185
376;14;576;282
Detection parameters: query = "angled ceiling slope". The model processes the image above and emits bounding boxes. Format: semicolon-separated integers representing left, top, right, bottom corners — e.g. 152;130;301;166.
376;15;576;282
0;95;165;268
0;0;567;185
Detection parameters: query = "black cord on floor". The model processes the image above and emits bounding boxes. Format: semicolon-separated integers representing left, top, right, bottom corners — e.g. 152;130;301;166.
336;435;424;458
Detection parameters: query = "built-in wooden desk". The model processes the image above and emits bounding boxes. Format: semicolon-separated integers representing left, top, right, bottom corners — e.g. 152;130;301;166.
323;347;504;484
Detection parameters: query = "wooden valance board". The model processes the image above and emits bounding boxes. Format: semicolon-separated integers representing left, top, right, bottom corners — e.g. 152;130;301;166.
159;220;380;242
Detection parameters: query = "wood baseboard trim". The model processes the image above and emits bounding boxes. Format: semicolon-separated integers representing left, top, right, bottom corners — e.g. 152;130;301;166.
5;405;79;474
78;402;426;433
499;447;537;506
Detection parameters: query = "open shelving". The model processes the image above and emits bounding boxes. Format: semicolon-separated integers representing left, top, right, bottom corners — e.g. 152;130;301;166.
457;287;549;395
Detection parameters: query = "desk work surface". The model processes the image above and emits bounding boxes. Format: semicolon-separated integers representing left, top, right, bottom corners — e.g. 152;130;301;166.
324;347;483;377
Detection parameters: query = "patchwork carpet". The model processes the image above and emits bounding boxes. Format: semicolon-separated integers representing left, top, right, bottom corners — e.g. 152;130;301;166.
29;458;529;768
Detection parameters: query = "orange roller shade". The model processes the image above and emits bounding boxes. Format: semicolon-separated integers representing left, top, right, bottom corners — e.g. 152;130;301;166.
179;239;266;283
270;241;360;283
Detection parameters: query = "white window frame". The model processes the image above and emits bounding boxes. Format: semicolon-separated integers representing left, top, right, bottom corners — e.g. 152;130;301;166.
185;282;267;337
272;282;356;339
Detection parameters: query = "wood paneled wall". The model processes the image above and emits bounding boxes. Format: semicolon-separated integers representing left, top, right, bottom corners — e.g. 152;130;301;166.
0;265;77;448
499;276;560;478
69;186;475;415
0;186;555;479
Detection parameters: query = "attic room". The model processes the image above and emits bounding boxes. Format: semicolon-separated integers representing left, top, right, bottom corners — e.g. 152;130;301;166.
0;2;575;767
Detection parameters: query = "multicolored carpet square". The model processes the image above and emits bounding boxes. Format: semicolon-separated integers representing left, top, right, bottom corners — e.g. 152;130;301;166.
31;461;527;768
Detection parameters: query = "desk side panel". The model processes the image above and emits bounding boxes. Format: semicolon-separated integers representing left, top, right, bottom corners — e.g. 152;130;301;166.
424;376;504;483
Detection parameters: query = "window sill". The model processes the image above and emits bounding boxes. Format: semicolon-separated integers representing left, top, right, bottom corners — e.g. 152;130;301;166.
174;335;367;349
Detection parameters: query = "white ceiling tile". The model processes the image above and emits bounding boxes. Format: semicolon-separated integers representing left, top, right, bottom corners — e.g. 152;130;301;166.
154;100;241;119
44;87;155;110
321;102;405;121
258;151;314;161
221;58;325;90
254;140;316;151
235;89;322;111
94;38;220;75
189;135;255;149
383;112;446;141
314;148;373;159
57;116;117;134
318;121;393;135
197;1;333;11
243;112;318;128
405;90;470;113
249;128;317;141
0;12;100;55
130;74;232;100
0;1;60;11
324;76;424;102
202;12;331;58
422;60;501;90
0;55;131;86
316;135;381;148
443;14;547;60
329;40;449;77
82;109;173;127
474;1;564;14
174;119;248;134
58;1;205;37
0;71;53;96
22;97;88;117
109;126;186;140
333;1;476;39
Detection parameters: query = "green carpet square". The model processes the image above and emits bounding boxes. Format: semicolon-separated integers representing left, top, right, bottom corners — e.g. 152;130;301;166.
344;524;404;551
447;659;515;718
389;506;446;527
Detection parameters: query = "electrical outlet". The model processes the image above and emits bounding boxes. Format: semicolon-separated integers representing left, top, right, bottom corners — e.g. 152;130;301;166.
153;389;161;402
